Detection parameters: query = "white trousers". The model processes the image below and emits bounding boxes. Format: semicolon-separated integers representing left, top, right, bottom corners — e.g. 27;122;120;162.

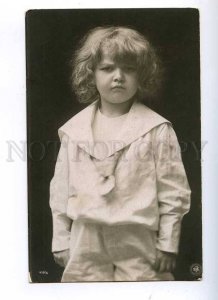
61;220;174;282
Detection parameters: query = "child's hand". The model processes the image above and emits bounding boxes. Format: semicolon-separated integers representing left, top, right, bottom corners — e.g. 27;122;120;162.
53;249;70;267
154;249;176;273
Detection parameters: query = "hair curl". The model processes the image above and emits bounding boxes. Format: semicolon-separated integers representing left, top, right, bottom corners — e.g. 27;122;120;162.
71;26;163;103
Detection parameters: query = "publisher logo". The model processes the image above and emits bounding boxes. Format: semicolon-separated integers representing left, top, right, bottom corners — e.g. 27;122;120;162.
190;263;202;277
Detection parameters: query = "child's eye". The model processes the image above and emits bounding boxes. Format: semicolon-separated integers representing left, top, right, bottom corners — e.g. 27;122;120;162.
123;66;136;72
100;66;113;72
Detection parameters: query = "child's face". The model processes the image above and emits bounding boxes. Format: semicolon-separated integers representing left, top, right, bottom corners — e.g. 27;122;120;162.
94;53;139;105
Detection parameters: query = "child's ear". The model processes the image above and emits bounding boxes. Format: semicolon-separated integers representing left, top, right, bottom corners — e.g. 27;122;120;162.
137;83;142;92
88;76;96;88
92;72;97;84
92;77;96;85
136;84;143;98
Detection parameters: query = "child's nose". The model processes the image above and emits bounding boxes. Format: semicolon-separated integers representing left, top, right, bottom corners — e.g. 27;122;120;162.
113;68;125;82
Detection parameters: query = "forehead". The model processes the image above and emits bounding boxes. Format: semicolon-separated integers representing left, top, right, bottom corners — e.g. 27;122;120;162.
98;51;136;66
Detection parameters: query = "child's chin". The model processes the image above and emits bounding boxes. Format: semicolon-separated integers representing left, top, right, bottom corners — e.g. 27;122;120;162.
109;98;133;104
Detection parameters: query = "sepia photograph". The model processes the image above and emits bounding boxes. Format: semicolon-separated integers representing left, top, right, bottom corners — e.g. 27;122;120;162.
26;8;201;283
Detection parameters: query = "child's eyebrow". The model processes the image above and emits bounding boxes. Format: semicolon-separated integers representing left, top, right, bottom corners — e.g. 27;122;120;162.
98;61;136;67
98;61;115;66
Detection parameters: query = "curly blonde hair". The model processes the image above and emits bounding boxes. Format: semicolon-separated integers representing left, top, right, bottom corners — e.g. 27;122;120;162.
71;26;162;103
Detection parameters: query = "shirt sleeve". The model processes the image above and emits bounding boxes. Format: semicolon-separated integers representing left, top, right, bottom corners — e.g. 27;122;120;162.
49;134;72;252
153;123;191;254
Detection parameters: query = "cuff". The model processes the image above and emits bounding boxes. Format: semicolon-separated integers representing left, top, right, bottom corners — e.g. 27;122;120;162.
156;216;182;254
52;235;70;252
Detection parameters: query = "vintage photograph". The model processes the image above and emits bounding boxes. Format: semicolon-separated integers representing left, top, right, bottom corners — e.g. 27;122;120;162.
26;8;201;282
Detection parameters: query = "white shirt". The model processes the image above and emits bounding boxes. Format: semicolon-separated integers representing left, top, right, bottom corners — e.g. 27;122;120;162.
92;108;128;160
50;101;191;254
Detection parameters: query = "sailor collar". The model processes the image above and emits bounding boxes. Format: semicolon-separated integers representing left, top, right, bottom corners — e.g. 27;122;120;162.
58;100;170;160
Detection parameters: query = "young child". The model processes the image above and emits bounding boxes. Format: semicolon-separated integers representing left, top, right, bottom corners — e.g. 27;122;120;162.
49;26;191;282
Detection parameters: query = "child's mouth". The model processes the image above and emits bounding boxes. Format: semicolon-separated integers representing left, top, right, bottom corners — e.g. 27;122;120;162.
112;86;125;90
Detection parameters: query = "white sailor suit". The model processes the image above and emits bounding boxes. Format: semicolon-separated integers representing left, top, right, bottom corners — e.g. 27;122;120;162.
49;100;191;281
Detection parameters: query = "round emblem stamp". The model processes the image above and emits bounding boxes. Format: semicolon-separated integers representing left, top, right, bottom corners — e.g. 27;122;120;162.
190;263;202;278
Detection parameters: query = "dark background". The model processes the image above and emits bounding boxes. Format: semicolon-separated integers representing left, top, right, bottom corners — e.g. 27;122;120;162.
26;8;201;282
